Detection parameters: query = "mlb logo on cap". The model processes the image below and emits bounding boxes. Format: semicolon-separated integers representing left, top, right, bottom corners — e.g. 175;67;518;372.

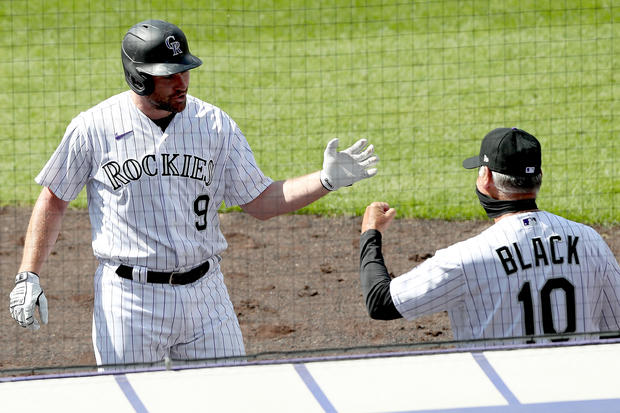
525;166;536;174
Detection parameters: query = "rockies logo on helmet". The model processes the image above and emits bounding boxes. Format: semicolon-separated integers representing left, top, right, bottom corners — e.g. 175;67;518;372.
121;20;202;95
165;36;182;56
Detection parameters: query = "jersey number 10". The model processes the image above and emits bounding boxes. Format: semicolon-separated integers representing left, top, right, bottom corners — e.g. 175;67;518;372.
517;277;576;343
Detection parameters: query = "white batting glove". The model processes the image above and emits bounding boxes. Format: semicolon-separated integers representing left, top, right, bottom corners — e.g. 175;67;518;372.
320;138;379;191
9;271;48;331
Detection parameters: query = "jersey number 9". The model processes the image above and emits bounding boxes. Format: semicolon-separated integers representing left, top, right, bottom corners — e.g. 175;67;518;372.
194;194;210;231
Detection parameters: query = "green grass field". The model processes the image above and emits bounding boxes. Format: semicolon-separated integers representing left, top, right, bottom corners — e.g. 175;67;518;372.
1;0;618;223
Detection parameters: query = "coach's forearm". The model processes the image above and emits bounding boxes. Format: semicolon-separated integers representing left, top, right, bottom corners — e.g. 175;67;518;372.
18;187;69;274
241;171;329;220
360;229;403;320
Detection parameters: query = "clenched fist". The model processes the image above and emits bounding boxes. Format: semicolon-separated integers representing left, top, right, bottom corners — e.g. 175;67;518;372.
361;202;396;234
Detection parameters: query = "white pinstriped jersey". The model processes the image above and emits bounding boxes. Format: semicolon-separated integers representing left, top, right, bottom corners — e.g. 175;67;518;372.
390;211;620;344
36;91;272;271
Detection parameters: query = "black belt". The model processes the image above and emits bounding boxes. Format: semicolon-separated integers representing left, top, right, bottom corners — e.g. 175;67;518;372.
115;260;210;285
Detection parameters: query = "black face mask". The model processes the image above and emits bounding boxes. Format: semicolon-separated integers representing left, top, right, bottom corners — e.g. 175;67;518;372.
476;188;538;219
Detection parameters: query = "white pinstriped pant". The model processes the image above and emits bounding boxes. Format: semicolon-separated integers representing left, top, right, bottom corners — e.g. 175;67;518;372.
92;260;245;367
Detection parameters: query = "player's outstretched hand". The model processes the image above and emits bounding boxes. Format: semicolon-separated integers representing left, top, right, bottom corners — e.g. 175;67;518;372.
362;202;396;234
320;138;378;191
9;271;48;330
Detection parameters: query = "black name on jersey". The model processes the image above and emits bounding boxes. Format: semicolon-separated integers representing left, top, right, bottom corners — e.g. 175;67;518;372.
495;235;579;276
102;153;215;190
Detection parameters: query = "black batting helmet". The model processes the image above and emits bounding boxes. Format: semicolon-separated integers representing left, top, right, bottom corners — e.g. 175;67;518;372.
121;20;203;95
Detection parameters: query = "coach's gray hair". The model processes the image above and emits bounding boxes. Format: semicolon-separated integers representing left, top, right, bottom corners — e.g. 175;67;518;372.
479;167;542;195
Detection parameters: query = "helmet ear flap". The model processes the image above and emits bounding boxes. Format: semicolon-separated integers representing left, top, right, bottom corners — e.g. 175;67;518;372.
122;51;154;96
126;72;154;96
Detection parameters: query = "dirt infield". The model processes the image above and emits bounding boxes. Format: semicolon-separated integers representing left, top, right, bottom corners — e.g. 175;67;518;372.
1;206;618;373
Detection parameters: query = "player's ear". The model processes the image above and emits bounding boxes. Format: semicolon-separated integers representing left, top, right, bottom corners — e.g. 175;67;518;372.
477;166;493;191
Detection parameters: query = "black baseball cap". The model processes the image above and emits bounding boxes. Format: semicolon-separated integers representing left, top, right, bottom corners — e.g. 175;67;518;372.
462;127;541;176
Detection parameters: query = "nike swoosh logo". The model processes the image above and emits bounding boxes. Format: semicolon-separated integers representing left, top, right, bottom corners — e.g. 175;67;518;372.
115;131;133;140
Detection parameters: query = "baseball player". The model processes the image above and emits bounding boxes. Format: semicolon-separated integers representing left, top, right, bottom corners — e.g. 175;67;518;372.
360;128;620;346
8;19;378;367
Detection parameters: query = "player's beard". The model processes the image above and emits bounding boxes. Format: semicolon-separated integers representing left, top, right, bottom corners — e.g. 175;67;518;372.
148;92;187;114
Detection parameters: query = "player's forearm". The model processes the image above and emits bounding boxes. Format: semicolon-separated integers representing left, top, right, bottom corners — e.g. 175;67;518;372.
279;170;329;212
18;187;69;274
360;229;403;320
242;171;328;220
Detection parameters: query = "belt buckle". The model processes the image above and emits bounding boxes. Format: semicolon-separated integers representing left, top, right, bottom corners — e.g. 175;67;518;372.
168;270;180;285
